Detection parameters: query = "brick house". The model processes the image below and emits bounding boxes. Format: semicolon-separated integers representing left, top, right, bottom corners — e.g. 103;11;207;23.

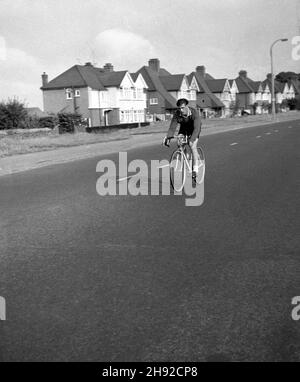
204;79;234;117
135;59;203;121
188;66;225;118
41;62;148;127
233;70;262;114
135;59;177;121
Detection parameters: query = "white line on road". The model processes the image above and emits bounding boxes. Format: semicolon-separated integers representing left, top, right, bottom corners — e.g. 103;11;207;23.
274;130;279;133
157;164;170;169
230;142;238;146
117;175;138;182
265;132;272;135
256;136;262;138
288;126;293;129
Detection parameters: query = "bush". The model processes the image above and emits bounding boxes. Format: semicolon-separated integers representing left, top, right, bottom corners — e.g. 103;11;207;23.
38;115;57;129
0;98;29;130
57;113;83;134
287;98;299;110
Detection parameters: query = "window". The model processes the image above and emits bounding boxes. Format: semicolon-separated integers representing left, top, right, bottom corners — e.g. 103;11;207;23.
137;88;143;99
75;89;80;97
66;89;72;99
190;90;196;101
150;98;158;105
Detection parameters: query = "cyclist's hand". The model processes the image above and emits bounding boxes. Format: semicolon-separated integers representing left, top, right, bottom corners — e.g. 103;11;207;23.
162;137;171;147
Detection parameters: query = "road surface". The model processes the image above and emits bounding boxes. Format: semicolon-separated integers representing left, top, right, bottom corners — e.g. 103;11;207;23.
0;120;299;361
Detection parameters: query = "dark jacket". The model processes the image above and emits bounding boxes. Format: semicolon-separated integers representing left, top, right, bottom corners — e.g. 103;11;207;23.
166;107;202;142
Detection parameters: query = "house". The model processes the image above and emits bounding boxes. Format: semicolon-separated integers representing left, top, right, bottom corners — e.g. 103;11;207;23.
136;59;220;121
205;79;234;117
261;74;286;112
41;62;148;127
135;59;178;121
232;70;270;114
188;66;225;118
159;73;198;109
289;78;300;104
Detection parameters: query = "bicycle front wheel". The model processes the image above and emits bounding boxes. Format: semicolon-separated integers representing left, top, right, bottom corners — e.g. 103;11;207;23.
170;149;186;192
194;146;205;184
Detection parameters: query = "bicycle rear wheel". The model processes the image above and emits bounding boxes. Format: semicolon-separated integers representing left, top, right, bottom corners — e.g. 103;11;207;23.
193;146;205;184
170;149;186;192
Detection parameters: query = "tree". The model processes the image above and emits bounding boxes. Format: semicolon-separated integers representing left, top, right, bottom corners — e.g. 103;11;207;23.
0;98;28;130
276;72;299;83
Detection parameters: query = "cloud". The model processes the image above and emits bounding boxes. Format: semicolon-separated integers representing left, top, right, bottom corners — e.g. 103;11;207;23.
95;29;156;70
0;42;43;107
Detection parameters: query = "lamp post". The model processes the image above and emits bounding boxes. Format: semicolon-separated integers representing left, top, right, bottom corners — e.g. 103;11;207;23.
270;38;288;118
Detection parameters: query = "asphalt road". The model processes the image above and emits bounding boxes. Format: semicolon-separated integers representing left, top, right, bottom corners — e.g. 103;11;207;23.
0;120;299;362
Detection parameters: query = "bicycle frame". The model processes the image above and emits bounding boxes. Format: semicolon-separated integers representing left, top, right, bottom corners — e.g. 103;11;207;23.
175;135;193;174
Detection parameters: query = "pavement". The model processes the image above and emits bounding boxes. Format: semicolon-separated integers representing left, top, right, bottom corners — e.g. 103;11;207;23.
0;119;299;361
0;112;299;177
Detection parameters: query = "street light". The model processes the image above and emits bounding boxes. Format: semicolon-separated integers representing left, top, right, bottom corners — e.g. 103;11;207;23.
270;38;288;118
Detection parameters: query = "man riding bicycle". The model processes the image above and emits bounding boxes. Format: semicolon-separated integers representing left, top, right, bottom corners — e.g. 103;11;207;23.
163;98;202;178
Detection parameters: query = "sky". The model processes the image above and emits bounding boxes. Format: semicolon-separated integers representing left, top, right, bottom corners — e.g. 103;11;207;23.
0;0;299;108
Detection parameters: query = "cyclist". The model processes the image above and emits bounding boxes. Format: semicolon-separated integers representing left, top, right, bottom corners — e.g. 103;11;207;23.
163;98;202;177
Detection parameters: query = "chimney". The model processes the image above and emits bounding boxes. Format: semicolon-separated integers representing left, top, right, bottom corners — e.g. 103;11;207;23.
85;62;93;66
267;73;272;81
196;66;206;77
41;72;48;87
148;58;160;72
103;63;114;72
239;70;247;79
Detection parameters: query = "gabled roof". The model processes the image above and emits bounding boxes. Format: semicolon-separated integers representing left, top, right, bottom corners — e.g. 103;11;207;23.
187;73;205;92
158;68;172;76
97;70;128;87
189;72;225;108
42;65;107;91
261;79;282;93
159;74;185;91
234;77;255;93
247;80;262;92
289;79;300;94
130;73;139;82
205;79;227;93
204;73;215;80
135;66;177;108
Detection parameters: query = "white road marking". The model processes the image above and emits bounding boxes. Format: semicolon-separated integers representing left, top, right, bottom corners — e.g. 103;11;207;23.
288;126;293;129
157;164;170;169
256;136;262;138
265;132;271;135
117;175;138;182
274;130;279;133
230;142;238;146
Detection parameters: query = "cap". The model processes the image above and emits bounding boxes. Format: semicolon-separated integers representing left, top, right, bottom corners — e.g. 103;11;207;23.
176;98;189;107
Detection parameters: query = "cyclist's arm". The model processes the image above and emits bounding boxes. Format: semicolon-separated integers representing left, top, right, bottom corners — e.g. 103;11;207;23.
190;110;202;143
166;114;178;139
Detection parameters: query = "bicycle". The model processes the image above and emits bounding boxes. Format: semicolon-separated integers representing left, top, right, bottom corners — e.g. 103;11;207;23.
168;134;205;192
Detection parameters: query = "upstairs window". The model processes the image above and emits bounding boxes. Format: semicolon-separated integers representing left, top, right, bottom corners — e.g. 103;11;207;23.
150;98;158;105
66;89;72;99
74;89;80;97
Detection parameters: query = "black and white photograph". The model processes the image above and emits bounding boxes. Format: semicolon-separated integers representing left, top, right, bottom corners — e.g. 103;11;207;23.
0;0;300;367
